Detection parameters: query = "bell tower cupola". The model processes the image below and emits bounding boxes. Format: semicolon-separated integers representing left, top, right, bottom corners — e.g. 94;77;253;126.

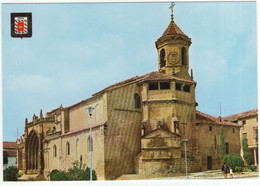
155;3;192;80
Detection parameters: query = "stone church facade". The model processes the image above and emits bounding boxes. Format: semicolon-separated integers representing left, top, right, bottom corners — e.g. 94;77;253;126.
17;10;241;180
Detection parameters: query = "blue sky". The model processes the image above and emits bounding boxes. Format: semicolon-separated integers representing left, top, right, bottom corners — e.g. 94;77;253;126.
2;2;257;141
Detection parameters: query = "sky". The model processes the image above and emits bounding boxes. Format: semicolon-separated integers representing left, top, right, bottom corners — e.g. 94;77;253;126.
1;1;257;142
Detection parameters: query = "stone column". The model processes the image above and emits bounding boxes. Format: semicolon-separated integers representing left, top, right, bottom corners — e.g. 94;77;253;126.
254;148;257;165
22;148;27;174
38;136;42;173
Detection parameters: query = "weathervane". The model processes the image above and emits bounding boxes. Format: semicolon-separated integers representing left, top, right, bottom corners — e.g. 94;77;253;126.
169;2;175;21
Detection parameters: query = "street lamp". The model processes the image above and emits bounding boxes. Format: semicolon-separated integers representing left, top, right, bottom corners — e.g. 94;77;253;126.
181;139;188;179
86;106;95;181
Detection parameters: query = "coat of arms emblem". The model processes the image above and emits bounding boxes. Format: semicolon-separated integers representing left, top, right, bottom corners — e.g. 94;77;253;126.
11;13;32;38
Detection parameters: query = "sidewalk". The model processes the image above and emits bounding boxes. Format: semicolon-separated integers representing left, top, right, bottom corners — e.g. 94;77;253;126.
149;170;259;180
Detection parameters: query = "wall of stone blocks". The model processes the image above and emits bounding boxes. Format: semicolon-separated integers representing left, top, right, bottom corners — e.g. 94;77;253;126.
105;83;142;180
58;128;105;180
197;123;240;171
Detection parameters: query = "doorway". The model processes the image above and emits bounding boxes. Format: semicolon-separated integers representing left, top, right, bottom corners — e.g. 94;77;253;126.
207;156;212;170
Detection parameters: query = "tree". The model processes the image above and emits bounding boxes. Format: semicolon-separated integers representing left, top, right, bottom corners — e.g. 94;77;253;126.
220;125;226;160
4;166;19;181
242;137;252;165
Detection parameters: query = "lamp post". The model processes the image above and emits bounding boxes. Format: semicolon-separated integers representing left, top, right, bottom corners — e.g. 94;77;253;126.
86;106;95;181
181;139;188;179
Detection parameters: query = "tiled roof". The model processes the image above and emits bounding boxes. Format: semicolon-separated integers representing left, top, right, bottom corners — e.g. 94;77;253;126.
141;71;195;83
93;71;195;96
223;108;258;121
196;111;240;127
3;150;17;157
65;71;195;109
3;141;18;149
158;20;188;40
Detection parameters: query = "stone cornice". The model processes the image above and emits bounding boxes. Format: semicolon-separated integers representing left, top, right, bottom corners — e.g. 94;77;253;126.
142;99;197;106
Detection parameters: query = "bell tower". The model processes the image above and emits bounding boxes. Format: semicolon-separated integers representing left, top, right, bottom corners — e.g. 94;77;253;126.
155;3;192;80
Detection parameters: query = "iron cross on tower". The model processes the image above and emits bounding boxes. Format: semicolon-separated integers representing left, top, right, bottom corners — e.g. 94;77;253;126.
169;2;175;21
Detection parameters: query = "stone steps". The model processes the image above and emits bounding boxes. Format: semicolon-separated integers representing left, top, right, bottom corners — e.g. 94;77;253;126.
18;173;46;181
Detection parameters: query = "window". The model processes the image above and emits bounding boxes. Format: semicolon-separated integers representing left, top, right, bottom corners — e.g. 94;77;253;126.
243;133;247;139
233;128;236;133
160;49;166;68
242;120;246;124
183;85;190;92
53;145;57;157
181;47;187;65
3;156;8;164
134;94;141;108
160;82;170;89
209;126;213;132
256;129;258;142
66;142;70;155
175;83;181;90
149;83;158;90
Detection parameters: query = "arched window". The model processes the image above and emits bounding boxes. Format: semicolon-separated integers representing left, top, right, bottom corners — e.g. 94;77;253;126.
181;47;187;65
66;142;70;155
134;93;141;108
160;49;166;68
53;145;57;157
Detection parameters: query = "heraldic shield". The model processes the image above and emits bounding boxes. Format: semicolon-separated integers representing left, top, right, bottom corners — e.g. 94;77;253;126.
11;13;32;38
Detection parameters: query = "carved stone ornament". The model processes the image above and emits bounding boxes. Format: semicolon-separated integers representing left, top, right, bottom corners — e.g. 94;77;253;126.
168;52;179;66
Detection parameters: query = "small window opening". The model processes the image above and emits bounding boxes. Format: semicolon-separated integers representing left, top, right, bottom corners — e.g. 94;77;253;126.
183;85;190;92
149;83;158;90
160;82;170;89
181;47;187;65
175;83;181;90
3;157;8;164
242;120;246;124
233;128;236;133
134;94;141;108
67;142;70;155
209;126;213;131
160;49;166;68
53;145;57;157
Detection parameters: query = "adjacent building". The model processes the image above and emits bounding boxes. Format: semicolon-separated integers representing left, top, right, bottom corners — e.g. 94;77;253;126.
224;109;258;165
3;141;18;170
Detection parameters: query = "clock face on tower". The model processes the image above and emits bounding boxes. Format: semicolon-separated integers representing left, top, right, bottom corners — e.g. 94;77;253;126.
168;52;180;66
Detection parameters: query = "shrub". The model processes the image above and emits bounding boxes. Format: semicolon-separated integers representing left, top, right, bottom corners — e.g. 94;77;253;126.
227;154;244;171
248;165;257;171
67;161;97;181
50;161;97;181
235;166;244;172
3;166;19;181
50;169;68;181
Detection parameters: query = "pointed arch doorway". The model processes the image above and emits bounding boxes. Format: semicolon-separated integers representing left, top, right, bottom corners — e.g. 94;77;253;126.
26;130;42;174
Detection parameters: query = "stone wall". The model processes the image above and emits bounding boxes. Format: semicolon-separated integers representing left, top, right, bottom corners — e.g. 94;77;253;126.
105;83;142;180
197;123;240;171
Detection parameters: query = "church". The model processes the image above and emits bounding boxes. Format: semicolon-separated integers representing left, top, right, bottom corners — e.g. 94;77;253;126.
17;5;241;180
